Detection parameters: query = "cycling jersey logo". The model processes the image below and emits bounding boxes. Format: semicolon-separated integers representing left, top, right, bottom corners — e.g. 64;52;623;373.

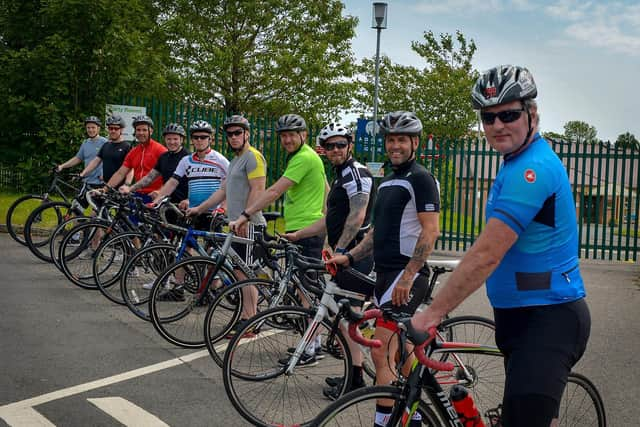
524;169;536;183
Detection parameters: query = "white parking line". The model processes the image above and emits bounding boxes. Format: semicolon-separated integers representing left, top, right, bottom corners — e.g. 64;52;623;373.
0;407;56;427
0;330;280;426
88;397;169;427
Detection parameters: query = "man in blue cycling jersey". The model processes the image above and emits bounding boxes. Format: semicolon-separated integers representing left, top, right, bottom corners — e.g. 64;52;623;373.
412;65;591;427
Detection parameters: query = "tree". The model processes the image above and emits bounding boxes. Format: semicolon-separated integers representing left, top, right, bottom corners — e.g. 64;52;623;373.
615;132;639;151
160;0;357;122
542;131;566;142
352;30;478;139
563;121;598;144
0;0;175;189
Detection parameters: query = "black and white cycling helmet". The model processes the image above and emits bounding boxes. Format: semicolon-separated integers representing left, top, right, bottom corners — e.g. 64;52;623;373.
275;114;307;133
378;111;423;136
318;122;352;145
163;123;186;137
84;116;102;126
105;115;126;128
190;120;213;135
132;115;154;129
471;65;537;110
223;115;250;131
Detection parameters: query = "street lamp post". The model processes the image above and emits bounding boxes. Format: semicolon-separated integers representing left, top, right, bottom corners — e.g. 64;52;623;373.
371;2;387;162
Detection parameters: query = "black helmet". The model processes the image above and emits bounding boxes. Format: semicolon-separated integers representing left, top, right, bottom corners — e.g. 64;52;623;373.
318;122;352;145
223;115;250;131
190;120;213;134
132;115;154;129
378;111;423;136
84;116;102;126
276;114;306;133
163;123;186;137
471;65;537;110
105;115;125;128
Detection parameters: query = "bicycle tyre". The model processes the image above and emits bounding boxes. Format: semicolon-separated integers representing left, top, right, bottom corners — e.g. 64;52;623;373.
204;278;300;368
94;231;144;305
222;305;353;427
311;385;444;426
560;372;606;427
121;243;179;321
58;221;112;289
24;201;71;262
50;216;94;271
6;194;47;245
149;256;238;348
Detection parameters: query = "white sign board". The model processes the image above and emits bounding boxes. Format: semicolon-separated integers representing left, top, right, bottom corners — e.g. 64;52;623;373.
105;104;147;141
366;161;386;178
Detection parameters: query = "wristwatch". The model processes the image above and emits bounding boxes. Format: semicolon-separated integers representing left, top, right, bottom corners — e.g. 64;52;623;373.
335;247;347;255
345;252;355;266
241;210;251;220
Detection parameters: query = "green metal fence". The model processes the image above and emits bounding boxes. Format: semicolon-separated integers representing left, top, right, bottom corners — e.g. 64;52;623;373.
5;96;634;261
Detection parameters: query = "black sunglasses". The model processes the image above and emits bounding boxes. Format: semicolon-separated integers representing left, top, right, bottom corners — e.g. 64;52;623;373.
191;134;210;140
226;129;244;137
480;109;525;125
323;141;349;151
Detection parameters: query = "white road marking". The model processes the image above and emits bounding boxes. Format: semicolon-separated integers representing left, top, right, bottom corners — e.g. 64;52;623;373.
0;329;281;426
0;407;56;427
88;397;169;427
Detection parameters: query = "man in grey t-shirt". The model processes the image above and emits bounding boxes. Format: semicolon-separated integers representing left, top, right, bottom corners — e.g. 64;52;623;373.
186;115;267;336
57;115;107;185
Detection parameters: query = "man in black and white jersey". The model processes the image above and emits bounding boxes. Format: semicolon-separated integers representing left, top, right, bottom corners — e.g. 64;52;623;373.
285;122;375;384
328;111;440;424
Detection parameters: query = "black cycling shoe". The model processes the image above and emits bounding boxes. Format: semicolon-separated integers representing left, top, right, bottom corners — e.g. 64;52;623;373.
325;376;344;387
322;378;366;401
156;288;185;302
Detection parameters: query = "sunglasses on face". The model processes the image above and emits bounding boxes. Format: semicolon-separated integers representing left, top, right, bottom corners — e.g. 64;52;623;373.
107;127;120;131
323;141;349;151
480;109;525;125
226;130;244;137
191;135;210;140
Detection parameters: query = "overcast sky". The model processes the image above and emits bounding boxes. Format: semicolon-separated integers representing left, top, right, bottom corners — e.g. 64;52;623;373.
342;0;640;142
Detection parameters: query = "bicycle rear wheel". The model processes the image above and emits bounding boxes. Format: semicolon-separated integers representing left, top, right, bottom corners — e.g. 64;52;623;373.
559;372;606;427
24;201;71;262
6;194;47;245
222;306;353;427
149;256;237;348
311;385;444;426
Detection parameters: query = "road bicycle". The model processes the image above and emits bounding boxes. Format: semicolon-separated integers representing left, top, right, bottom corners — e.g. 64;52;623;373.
221;256;496;427
311;305;606;427
6;167;80;245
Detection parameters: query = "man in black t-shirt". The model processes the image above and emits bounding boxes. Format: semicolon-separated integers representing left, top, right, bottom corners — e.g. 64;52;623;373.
80;115;132;183
120;123;189;206
284;122;375;396
327;112;440;420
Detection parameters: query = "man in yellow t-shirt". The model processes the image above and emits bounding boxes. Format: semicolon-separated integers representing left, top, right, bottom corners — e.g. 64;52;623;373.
230;113;328;259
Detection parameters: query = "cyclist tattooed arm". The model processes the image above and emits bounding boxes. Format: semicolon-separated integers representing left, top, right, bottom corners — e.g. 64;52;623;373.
124;169;160;194
334;192;370;250
392;212;440;306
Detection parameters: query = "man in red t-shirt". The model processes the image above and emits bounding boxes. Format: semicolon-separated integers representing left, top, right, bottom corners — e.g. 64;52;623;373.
106;115;167;202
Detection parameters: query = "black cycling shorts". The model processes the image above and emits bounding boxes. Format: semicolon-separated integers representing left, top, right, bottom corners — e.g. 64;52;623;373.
231;223;266;265
494;298;591;425
374;269;429;331
333;256;375;306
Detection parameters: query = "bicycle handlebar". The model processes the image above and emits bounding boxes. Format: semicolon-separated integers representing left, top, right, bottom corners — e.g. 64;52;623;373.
340;301;455;372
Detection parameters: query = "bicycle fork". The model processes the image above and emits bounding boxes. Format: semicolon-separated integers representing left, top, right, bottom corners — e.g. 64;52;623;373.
285;304;328;375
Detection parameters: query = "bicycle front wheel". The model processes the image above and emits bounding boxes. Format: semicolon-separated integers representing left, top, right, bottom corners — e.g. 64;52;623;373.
222;306;353;427
311;385;444;427
559;372;606;427
149;256;237;348
24;201;71;262
94;232;143;304
6;194;47;245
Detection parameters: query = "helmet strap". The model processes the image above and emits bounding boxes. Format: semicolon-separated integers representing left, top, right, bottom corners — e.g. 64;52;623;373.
504;101;534;160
